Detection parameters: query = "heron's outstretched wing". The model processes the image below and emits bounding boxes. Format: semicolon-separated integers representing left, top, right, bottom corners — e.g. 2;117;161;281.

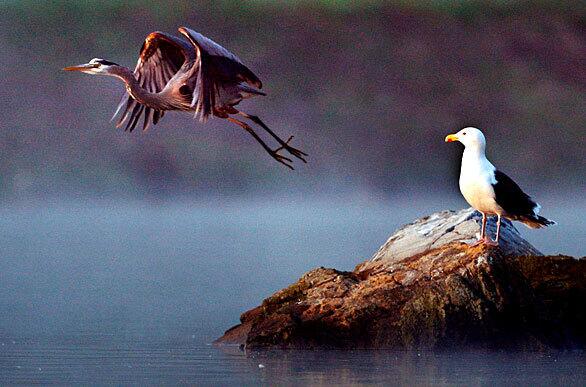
114;31;194;131
178;27;263;120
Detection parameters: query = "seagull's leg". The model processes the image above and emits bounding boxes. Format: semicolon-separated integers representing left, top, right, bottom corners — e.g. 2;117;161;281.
481;215;499;247
236;111;307;162
472;212;489;246
494;215;502;245
225;117;294;170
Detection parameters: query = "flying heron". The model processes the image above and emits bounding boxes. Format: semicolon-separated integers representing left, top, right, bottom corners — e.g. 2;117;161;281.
64;27;307;169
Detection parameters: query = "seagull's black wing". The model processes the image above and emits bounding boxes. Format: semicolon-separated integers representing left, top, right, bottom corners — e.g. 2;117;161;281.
492;170;538;216
178;27;263;121
113;31;194;132
493;170;556;228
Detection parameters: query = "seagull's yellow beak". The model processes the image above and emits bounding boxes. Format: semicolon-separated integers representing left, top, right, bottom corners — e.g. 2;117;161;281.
445;134;459;143
62;63;98;71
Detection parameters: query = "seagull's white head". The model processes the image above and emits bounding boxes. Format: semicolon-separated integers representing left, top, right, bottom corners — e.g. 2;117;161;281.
445;127;486;151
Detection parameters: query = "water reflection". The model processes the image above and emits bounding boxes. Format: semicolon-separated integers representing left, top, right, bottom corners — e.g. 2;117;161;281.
238;346;586;385
1;337;584;384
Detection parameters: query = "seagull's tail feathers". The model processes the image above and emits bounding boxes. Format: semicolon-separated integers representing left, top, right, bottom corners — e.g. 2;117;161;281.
519;214;557;229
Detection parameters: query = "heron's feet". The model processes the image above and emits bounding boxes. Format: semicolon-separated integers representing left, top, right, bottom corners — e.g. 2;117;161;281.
276;136;308;163
270;148;294;170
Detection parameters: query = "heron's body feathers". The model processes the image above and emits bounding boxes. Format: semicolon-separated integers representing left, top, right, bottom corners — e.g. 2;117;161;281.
178;27;263;120
113;28;264;130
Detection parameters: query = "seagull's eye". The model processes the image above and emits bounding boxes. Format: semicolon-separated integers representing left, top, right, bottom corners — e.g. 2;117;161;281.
462;132;467;135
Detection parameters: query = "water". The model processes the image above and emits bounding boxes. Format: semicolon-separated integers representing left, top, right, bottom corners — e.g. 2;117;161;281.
1;338;584;385
0;197;584;383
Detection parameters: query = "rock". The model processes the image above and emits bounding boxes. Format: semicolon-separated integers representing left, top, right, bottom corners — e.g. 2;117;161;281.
369;208;541;263
216;208;585;350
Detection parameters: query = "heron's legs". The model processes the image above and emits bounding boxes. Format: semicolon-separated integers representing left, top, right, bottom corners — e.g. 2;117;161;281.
226;117;294;170
237;111;307;163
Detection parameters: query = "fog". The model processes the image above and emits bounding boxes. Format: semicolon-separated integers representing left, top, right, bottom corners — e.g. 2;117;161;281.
0;1;584;201
0;195;583;346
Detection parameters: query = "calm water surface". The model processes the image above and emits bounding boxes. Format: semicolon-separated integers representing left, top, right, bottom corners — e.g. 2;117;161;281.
1;338;584;385
0;198;583;384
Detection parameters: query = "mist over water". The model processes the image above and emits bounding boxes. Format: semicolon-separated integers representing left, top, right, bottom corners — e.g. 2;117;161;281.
0;197;391;342
0;196;582;342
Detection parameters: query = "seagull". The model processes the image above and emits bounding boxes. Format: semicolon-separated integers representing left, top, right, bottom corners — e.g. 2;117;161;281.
445;127;555;246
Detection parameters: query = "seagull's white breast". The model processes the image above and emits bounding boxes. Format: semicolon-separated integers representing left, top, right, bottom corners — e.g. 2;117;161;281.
459;152;504;214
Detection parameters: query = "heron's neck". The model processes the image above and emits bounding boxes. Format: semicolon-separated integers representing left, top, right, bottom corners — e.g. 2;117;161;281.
109;66;167;108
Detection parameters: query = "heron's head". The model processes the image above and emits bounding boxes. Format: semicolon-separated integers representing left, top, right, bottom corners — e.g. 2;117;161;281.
445;127;486;150
63;58;120;75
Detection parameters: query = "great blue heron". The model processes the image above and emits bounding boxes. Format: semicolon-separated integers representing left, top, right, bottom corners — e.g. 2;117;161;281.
64;26;307;169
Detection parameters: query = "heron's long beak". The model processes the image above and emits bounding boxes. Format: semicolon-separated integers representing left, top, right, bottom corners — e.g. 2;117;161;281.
445;134;459;143
62;63;98;71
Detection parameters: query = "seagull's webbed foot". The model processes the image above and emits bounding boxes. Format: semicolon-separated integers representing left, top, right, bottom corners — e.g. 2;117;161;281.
484;239;499;247
471;236;499;247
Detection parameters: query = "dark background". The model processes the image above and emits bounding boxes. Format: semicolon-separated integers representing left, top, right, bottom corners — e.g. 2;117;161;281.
0;0;584;201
